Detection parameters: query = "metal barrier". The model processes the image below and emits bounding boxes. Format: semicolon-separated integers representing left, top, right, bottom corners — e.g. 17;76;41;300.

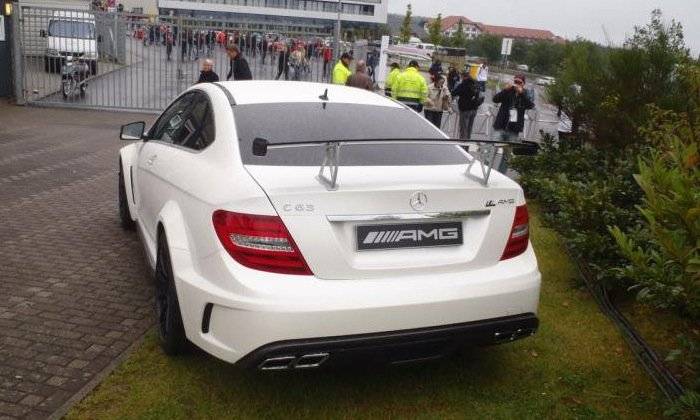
15;5;343;112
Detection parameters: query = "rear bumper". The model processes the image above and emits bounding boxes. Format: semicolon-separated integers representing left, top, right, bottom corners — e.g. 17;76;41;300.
237;313;539;370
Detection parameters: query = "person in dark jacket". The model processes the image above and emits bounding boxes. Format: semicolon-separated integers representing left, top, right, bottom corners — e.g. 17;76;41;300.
429;58;442;79
226;45;252;81
276;45;291;80
492;74;534;140
197;59;219;83
261;37;269;64
492;74;535;172
446;66;460;92
450;71;483;140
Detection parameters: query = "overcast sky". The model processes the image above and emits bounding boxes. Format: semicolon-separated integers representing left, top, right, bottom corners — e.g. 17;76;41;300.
388;0;699;55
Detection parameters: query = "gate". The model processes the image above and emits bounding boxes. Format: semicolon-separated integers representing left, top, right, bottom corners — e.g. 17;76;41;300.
15;5;339;112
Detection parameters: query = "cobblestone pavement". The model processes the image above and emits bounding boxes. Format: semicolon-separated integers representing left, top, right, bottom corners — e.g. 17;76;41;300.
0;103;157;419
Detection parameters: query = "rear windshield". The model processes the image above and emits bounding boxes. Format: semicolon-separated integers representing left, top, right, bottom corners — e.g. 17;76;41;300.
49;20;95;40
234;103;468;166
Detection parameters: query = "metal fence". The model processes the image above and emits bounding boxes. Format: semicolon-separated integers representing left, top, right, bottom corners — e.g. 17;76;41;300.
15;5;351;112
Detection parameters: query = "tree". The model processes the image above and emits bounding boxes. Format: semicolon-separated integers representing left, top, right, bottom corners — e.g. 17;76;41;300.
526;41;565;74
548;10;690;148
428;14;443;46
450;19;466;48
400;4;412;43
476;34;502;62
510;40;528;64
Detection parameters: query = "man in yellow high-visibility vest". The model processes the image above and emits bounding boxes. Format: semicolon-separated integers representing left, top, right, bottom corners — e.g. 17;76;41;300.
391;60;429;112
384;62;401;96
332;53;353;85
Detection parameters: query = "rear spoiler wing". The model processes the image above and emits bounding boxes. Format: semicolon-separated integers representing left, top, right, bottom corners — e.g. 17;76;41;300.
252;137;538;191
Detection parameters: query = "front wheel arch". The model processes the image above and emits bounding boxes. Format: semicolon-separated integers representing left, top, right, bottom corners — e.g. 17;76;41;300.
118;158;136;230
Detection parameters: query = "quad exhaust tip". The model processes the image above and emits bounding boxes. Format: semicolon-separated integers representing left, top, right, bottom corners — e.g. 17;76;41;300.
258;353;330;371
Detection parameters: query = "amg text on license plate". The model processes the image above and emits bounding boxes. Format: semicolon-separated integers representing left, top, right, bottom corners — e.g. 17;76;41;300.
356;222;463;250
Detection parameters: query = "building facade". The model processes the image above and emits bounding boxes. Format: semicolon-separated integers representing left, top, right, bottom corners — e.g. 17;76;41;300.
424;16;481;40
119;0;159;15
158;0;388;27
424;15;560;43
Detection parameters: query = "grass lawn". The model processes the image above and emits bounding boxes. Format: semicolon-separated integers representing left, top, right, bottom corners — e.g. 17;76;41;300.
67;207;666;419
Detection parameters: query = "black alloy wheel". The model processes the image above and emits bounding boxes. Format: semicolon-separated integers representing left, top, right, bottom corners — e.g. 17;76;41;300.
154;232;188;355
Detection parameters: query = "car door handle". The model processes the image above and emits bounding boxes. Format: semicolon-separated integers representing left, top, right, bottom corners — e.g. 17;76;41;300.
146;155;157;166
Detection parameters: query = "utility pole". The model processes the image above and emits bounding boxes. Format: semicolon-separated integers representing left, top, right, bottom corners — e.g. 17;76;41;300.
334;0;341;60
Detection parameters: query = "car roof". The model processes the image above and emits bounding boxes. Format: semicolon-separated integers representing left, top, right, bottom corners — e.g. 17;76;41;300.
215;81;403;108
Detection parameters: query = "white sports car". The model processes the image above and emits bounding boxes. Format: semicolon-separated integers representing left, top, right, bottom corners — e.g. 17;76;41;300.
118;81;541;370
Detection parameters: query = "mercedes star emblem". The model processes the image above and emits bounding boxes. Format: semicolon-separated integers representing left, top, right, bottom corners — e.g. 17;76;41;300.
410;191;428;211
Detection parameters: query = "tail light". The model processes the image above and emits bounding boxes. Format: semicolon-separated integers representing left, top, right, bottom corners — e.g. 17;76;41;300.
501;204;530;260
212;210;312;275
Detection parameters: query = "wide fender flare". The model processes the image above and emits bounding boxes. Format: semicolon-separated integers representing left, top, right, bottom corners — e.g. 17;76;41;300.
157;200;191;253
119;143;140;222
158;201;199;337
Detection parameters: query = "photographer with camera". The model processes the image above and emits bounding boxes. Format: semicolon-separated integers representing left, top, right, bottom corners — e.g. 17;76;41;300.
492;74;534;171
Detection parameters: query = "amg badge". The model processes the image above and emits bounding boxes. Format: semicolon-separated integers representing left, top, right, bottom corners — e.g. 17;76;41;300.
356;222;463;250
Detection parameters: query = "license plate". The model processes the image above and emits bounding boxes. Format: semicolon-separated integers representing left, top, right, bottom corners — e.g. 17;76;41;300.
356;222;463;250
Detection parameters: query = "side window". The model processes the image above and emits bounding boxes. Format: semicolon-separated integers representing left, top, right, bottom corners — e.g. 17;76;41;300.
149;93;195;144
180;94;215;151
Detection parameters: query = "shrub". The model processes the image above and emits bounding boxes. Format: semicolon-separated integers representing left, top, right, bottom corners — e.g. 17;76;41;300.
609;64;699;320
511;134;643;287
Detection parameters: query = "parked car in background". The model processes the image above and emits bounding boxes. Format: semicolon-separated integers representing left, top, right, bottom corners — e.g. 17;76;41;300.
42;10;99;75
536;76;556;86
516;64;529;72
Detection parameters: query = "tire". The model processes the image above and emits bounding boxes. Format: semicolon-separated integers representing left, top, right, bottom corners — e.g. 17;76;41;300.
155;231;188;356
118;160;136;231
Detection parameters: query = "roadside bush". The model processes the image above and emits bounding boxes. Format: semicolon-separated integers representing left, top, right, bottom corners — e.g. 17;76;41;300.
513;9;698;416
608;67;699;414
511;135;643;286
610;105;699;319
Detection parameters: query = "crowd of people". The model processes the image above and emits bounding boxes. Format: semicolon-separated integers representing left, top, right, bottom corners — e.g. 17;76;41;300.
137;24;337;77
191;39;534;155
331;55;532;147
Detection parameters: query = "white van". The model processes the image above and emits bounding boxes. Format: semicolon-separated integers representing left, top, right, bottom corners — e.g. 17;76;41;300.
416;43;436;52
42;11;99;75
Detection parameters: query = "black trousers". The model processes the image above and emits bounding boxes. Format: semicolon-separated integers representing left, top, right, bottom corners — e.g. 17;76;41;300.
424;110;443;128
276;64;289;80
397;97;423;113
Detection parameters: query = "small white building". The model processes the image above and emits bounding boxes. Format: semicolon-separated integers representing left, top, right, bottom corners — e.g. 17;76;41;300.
424;16;481;40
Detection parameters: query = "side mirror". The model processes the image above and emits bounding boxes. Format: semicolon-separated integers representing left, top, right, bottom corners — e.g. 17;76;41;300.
252;137;269;156
120;121;146;141
40;29;47;38
512;140;539;156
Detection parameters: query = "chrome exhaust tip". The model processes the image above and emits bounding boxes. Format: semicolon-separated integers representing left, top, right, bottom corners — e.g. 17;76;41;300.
294;353;329;369
258;356;296;371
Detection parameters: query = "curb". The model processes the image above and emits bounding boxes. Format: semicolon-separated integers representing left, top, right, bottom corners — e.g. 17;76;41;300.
48;326;154;420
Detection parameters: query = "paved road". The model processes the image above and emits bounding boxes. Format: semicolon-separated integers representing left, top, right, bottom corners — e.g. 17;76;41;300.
0;103;156;419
